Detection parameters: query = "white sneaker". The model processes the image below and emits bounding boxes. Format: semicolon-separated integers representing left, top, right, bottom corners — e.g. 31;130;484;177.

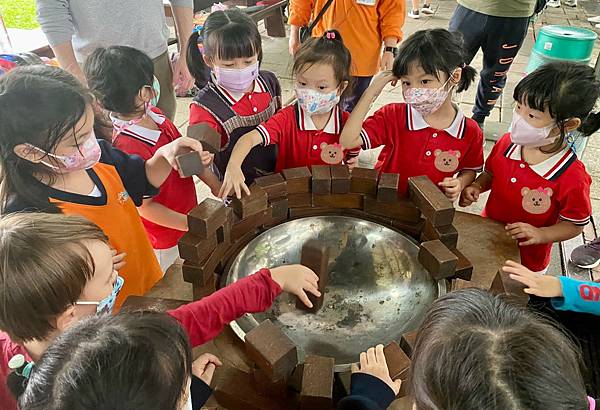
408;10;420;19
421;4;434;14
595;23;600;28
564;0;577;6
588;15;600;23
547;0;561;7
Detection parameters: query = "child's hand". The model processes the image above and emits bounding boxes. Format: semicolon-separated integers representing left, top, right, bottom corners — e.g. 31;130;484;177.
505;223;548;246
157;136;205;171
459;184;481;207
192;353;223;385
111;249;127;271
219;166;250;200
370;70;399;94
269;264;321;308
200;151;214;167
502;260;563;297
345;155;359;169
351;344;402;396
438;177;462;202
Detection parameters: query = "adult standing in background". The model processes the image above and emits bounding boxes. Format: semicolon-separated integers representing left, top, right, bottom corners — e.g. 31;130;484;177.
288;0;405;112
36;0;196;120
449;0;536;131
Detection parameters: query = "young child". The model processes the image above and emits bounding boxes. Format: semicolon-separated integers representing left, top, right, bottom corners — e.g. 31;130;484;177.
410;288;594;409
187;9;281;184
0;65;210;306
461;62;600;274
340;28;483;200
84;46;219;272
220;30;358;198
0;212;320;410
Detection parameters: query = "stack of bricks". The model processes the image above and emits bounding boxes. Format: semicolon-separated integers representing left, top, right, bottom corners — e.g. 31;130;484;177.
408;176;475;292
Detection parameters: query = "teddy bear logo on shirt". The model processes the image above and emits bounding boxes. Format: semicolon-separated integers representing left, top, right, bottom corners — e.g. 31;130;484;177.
521;187;553;215
434;149;461;173
320;142;344;165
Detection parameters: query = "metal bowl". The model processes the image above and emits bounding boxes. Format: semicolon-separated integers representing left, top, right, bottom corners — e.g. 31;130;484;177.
222;216;445;371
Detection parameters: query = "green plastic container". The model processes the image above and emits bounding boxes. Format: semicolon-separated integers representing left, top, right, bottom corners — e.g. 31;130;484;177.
526;25;597;73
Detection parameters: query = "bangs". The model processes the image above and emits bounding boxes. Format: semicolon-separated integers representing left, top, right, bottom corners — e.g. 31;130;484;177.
205;23;260;60
394;34;446;80
513;68;558;115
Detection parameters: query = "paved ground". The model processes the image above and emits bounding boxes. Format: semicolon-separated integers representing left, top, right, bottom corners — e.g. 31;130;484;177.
174;0;600;222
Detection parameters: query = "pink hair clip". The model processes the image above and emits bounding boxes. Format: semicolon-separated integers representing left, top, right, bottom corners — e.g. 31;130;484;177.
326;32;336;40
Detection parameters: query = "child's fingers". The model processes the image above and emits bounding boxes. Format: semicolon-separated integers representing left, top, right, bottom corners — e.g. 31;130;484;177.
179;136;204;153
360;351;368;367
504;260;522;268
511;232;530;240
519;238;537;246
366;346;376;366
234;184;242;200
303;282;321;298
508;273;536;288
296;290;314;309
242;183;251;197
202;363;216;381
374;344;386;366
391;379;403;395
351;363;360;373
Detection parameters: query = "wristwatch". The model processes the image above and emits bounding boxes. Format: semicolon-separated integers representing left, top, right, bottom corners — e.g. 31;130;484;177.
384;46;398;57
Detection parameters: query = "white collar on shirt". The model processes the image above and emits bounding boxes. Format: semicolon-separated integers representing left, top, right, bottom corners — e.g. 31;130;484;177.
110;109;165;145
503;142;577;181
407;104;467;139
295;103;341;134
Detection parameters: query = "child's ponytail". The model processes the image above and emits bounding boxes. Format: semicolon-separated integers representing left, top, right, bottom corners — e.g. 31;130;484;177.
457;63;477;93
186;29;211;87
579;111;600;136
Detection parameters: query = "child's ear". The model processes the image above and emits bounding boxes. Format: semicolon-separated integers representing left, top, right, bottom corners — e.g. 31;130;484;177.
203;55;214;69
562;117;582;134
13;143;44;164
55;305;78;332
450;68;462;85
139;86;154;103
338;80;349;96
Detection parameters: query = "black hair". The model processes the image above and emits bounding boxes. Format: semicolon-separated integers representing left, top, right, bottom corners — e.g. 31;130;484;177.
16;312;192;410
186;9;262;87
292;29;353;100
0;65;93;213
410;289;589;410
84;46;154;115
513;61;600;152
393;28;477;93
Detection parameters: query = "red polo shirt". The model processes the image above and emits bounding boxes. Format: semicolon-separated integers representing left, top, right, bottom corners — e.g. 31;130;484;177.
112;107;197;249
360;103;484;196
189;76;275;148
256;103;356;172
484;134;592;272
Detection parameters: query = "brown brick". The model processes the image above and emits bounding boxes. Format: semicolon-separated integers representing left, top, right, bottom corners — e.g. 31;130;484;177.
289;206;340;219
400;331;417;358
253;173;287;201
313;193;363;209
330;165;351;194
192;275;216;300
364;196;421;223
377;173;399;202
421;220;458;249
390;218;425;239
181;238;229;285
450;278;481;292
383;341;410;380
175;151;205;178
121;296;187;312
253;366;288;398
282;167;312;193
178;232;218;263
231;185;268;219
350;167;379;196
187;198;228;239
287;192;313;208
186;122;221;154
418;240;458;280
296;240;329;312
231;208;271;242
451;248;473;281
245;320;298;382
311;165;331;195
408;176;455;227
213;365;281;410
300;356;335;410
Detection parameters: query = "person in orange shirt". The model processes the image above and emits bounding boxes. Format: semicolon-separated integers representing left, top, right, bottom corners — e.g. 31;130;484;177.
288;0;405;112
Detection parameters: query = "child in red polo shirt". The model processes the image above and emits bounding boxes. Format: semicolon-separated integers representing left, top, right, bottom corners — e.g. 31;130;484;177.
340;29;483;200
220;30;359;198
186;10;281;185
84;46;220;272
461;62;600;273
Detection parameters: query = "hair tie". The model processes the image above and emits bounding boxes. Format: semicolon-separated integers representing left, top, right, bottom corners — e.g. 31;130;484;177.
326;32;336;40
461;63;466;68
8;354;34;379
192;25;203;34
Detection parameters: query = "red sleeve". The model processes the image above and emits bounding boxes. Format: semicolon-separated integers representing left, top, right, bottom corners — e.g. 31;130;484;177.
359;104;398;150
112;134;155;161
256;106;293;146
0;332;28;410
484;133;511;175
557;166;592;226
458;125;484;172
189;102;228;147
167;268;282;347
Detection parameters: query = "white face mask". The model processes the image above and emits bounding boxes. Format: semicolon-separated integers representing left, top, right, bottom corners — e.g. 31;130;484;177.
510;110;558;147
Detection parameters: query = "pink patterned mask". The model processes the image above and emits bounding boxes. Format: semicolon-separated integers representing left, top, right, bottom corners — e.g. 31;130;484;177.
214;62;259;94
510;110;557;147
403;73;456;117
29;131;101;171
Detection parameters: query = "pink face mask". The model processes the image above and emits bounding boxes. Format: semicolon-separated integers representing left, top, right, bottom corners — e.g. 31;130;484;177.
29;131;102;172
214;62;259;94
510;110;557;147
403;73;455;117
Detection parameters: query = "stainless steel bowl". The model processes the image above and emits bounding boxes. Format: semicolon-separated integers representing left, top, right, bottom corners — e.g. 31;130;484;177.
222;216;445;371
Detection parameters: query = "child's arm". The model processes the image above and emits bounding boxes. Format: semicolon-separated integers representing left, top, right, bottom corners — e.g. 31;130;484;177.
505;220;584;247
340;71;398;150
459;171;493;207
219;130;263;199
503;260;600;316
138;200;188;231
167;265;320;347
199;167;222;197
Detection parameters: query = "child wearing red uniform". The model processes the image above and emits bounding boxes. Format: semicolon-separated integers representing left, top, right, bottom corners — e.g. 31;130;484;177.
186;10;281;184
84;46;219;272
220;30;358;198
0;213;320;409
340;29;483;200
461;62;600;274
